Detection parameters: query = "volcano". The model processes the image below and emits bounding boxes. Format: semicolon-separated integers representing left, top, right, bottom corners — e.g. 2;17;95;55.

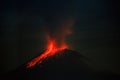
1;49;120;80
1;19;119;80
1;49;93;80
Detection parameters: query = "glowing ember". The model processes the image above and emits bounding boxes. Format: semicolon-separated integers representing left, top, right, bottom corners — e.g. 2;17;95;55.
26;37;68;68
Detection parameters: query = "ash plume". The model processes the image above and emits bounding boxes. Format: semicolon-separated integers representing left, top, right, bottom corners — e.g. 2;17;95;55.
44;17;75;48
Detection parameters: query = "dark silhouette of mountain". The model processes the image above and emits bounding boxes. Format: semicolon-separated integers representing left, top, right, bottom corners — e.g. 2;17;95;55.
1;49;120;80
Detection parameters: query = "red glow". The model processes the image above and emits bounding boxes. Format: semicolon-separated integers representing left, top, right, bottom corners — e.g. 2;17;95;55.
26;37;68;68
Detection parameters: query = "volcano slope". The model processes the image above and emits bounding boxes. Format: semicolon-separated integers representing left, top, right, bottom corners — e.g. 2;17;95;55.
1;49;119;80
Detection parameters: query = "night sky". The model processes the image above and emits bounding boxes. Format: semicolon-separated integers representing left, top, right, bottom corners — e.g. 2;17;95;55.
0;0;119;74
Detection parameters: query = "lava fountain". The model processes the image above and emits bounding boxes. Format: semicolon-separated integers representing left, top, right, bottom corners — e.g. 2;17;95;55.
26;18;75;68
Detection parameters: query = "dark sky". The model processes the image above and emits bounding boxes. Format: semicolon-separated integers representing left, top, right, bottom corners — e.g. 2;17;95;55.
0;0;120;74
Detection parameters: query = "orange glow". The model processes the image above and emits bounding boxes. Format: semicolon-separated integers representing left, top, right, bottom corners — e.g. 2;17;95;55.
26;37;68;68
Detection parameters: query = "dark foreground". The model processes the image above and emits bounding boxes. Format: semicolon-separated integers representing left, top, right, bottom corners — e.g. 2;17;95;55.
0;49;120;80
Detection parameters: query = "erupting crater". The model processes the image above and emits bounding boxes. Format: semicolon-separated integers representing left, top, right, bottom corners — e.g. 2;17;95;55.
26;36;69;68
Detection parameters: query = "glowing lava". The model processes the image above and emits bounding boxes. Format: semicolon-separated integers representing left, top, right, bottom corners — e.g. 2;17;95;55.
26;37;68;68
26;18;75;68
